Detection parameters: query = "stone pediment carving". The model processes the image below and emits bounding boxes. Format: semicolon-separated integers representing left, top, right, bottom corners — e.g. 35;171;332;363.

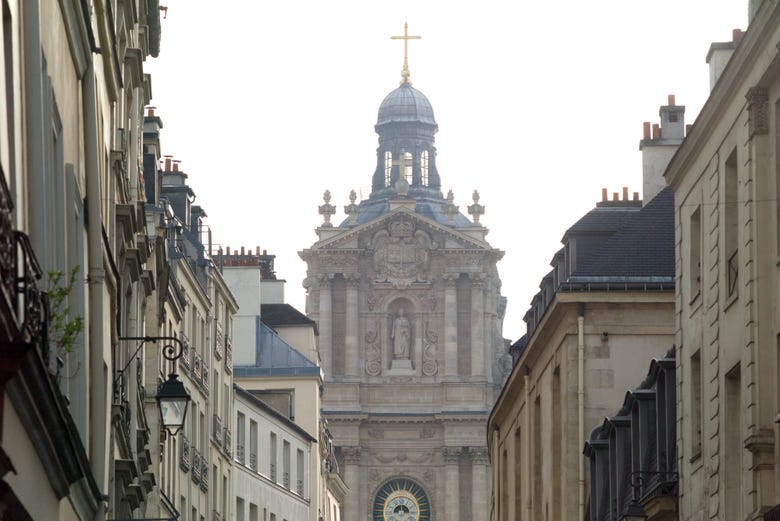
302;207;492;253
371;219;432;288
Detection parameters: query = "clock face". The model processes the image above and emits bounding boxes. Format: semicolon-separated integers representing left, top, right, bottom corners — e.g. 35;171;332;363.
372;478;430;521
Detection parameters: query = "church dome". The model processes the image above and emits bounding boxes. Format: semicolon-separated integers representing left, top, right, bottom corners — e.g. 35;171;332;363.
376;82;436;126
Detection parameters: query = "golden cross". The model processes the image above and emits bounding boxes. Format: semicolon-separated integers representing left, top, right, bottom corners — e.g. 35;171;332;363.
390;22;421;85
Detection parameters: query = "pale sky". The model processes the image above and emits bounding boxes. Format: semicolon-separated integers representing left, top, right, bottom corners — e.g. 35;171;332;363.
145;1;748;342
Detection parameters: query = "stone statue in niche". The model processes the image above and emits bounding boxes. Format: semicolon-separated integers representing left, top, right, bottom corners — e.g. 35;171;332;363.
391;308;412;359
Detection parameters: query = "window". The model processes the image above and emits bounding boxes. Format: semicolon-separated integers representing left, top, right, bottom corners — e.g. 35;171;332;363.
402;151;412;183
236;498;245;521
689;206;702;301
270;432;277;482
690;349;702;459
296;449;304;496
249;420;258;471
725;149;738;299
384;151;392;187
236;412;245;464
725;364;742;519
283;440;291;489
421;150;429;185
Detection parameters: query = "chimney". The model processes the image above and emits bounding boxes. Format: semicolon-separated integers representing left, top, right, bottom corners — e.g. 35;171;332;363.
601;188;607;202
164;156;172;172
706;29;742;91
622;187;628;200
640;96;685;205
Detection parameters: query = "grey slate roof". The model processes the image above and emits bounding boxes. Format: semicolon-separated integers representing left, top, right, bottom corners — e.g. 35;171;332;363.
261;303;317;330
575;188;674;278
233;322;320;378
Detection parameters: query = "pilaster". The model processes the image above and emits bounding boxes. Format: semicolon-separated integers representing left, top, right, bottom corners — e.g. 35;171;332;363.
443;446;461;521
470;275;485;379
470;446;489;521
345;275;360;377
318;275;333;379
342;446;361;519
443;274;458;378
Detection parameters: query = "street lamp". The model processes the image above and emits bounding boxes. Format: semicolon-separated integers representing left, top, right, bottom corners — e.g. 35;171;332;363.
156;373;190;435
119;336;191;436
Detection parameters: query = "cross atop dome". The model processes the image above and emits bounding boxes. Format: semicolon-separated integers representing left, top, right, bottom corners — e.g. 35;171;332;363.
391;22;421;85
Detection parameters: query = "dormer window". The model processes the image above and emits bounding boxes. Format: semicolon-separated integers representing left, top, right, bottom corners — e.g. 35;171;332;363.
421;150;429;186
384;151;392;187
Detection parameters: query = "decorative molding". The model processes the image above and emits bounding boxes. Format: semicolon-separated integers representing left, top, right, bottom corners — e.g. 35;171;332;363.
419;428;435;439
368;428;384;439
364;320;382;376
342;446;362;464
469;446;489;465
442;446;461;464
421;322;439;376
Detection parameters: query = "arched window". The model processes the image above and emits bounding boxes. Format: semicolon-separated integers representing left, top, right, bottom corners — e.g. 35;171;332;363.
402;152;413;183
421;150;429;186
384;151;392;187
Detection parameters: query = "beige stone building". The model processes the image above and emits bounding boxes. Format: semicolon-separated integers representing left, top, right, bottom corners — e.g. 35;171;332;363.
664;1;780;518
488;97;683;520
300;58;508;520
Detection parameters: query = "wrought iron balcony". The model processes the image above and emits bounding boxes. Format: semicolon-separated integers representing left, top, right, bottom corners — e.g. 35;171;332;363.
249;453;257;472
191;448;201;484
179;332;191;371
212;510;222;521
223;428;232;458
202;359;209;392
270;463;277;482
225;336;232;373
296;479;304;496
214;321;223;360
193;351;202;380
180;434;191;472
236;444;245;465
200;460;208;492
212;414;222;446
283;471;290;489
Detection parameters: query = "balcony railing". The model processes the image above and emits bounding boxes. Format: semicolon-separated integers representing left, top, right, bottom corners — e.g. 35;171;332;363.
180;434;191;472
270;463;277;482
249;453;258;472
214;321;223;360
236;444;245;465
0;170;47;362
213;414;222;446
202;359;209;392
212;511;222;521
200;459;208;492
193;351;202;380
283;471;290;489
223;428;232;458
225;336;233;373
296;479;304;496
191;448;201;484
180;332;191;371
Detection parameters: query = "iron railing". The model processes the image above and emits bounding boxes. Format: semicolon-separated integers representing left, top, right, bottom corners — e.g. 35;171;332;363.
225;336;233;373
212;414;222;446
214;321;223;360
180;435;190;471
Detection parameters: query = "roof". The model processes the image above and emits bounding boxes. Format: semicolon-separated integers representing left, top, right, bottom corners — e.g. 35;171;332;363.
234;322;320;378
377;82;436;126
233;384;317;443
261;303;317;330
575;188;674;278
343;194;476;227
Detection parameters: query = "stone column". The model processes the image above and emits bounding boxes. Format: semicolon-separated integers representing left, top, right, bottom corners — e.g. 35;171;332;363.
470;446;490;521
342;446;361;519
443;274;458;378
443;446;461;521
318;275;333;378
470;275;485;379
345;275;359;377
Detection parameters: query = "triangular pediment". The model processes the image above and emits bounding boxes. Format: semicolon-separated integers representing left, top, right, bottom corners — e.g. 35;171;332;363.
307;206;491;252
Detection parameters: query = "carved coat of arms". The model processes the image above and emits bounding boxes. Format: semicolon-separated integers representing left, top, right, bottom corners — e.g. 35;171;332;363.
372;220;431;288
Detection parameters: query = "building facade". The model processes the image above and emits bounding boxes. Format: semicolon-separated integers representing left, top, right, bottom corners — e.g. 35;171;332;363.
300;58;508;520
223;249;339;521
664;1;780;518
488;98;682;521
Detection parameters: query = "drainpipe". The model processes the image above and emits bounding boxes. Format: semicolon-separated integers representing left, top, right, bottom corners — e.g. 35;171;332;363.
578;304;585;521
83;61;108;521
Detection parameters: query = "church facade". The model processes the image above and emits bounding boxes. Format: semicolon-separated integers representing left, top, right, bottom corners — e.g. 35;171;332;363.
300;39;508;521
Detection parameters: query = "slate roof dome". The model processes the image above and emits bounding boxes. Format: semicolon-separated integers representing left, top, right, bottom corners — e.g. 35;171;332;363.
376;82;436;126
